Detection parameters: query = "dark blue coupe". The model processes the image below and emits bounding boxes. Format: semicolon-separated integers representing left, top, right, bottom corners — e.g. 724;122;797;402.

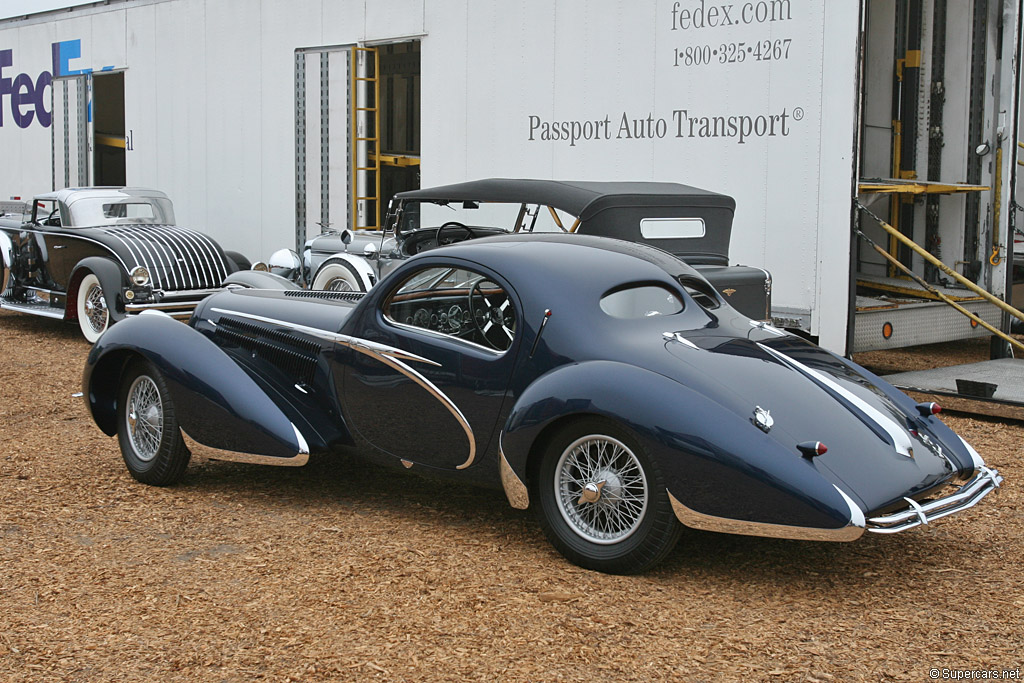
83;234;1002;573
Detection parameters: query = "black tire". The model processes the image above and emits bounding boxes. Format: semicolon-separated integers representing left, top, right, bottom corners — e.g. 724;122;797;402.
116;360;190;486
533;417;682;574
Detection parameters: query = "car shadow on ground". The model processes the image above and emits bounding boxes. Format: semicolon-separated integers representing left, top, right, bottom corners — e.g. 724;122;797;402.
165;448;978;586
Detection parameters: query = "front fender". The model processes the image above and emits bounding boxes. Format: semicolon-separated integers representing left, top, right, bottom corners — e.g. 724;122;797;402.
83;313;306;459
314;252;376;290
223;269;303;290
501;361;861;535
69;256;127;323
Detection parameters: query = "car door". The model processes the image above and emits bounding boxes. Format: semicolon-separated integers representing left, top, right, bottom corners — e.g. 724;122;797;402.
340;262;521;471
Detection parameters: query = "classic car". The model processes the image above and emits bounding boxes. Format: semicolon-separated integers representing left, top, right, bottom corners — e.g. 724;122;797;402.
0;187;250;342
286;179;772;321
83;234;1002;574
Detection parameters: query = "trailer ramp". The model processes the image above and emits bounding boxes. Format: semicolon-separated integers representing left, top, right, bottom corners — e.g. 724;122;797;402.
883;358;1024;422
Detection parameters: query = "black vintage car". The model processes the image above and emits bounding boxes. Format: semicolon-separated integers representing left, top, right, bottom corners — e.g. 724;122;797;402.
298;179;772;321
83;234;1001;574
0;187;248;342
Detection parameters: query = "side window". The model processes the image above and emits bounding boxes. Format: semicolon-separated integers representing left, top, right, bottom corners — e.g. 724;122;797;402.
384;266;517;352
33;199;61;227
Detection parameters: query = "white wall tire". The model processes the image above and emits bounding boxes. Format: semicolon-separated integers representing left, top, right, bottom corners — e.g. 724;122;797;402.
312;260;366;292
76;273;110;343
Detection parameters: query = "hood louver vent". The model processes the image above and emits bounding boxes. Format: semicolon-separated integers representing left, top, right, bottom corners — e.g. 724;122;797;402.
214;317;320;386
283;290;367;303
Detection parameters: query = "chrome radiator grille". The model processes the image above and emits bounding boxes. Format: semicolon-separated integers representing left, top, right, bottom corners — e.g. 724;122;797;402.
100;225;229;291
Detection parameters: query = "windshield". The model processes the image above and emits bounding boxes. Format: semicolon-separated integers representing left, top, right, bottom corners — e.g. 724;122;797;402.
65;196;176;227
391;200;575;235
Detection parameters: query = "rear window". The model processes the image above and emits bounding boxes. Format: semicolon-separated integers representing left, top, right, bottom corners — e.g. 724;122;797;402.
600;285;683;319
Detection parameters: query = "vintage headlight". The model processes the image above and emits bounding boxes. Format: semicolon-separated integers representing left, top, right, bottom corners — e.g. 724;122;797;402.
130;266;150;286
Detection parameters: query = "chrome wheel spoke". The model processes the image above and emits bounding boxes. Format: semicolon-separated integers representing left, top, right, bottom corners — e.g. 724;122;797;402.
554;434;649;544
125;375;163;463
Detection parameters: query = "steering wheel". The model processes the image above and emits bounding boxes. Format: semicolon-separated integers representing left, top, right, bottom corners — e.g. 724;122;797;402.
469;279;516;350
436;221;473;246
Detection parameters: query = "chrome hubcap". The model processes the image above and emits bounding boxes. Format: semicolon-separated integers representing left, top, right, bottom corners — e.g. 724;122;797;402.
126;375;162;462
555;435;648;544
85;284;107;333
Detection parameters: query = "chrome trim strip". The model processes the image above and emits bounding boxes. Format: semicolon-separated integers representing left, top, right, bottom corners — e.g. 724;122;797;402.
957;435;986;471
499;443;529;509
182;426;310;467
210;307;477;469
757;343;914;458
156;224;210;287
158;224;208;288
866;466;1003;534
104;226;164;289
0;301;66;319
663;330;699;349
134;225;189;289
667;489;865;541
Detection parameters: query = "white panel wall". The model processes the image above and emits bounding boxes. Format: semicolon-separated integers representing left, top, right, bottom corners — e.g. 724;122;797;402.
2;0;861;349
424;0;861;349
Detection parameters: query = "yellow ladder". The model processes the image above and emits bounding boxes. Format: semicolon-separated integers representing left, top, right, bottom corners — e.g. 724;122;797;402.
351;46;381;230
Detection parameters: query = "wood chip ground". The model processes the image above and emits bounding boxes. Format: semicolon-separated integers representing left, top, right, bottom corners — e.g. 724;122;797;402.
1;310;1021;682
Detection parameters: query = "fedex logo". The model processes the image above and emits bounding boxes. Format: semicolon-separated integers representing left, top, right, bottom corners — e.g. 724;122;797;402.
0;39;111;129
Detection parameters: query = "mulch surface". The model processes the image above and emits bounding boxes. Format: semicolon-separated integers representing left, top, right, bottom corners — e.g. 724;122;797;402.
1;309;1022;682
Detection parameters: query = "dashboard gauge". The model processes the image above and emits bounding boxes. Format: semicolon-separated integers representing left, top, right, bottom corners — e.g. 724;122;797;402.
448;305;463;332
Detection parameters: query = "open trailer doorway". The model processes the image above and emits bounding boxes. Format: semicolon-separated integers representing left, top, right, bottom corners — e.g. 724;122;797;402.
294;39;420;253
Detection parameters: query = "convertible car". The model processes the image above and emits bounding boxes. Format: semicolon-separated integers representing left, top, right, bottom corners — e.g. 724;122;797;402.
0;187;249;341
285;179;772;321
83;234;1002;574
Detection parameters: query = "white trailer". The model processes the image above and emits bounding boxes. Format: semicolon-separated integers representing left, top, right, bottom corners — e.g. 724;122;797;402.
1;0;1021;363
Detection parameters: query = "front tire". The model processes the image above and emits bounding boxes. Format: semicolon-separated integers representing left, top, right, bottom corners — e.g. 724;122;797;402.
76;273;110;343
312;259;366;292
533;418;682;574
116;361;190;486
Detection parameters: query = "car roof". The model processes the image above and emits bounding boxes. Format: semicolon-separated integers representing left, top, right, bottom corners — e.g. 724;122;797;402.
394;178;735;221
33;187;169;203
427;233;703;297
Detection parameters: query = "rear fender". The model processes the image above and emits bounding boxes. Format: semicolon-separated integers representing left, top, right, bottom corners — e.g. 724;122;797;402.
84;313;308;460
501;361;862;536
68;257;127;323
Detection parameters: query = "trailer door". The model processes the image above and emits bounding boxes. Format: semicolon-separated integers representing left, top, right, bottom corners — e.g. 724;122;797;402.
50;73;91;190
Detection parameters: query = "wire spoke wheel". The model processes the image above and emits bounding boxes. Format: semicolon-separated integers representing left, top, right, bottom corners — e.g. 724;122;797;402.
534;418;682;574
555;435;648;544
125;375;163;463
116;361;190;486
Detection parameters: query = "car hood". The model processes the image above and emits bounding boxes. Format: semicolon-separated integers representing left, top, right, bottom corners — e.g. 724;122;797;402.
651;325;976;516
79;223;231;290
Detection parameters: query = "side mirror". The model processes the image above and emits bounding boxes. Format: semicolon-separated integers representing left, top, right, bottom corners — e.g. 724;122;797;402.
363;242;379;260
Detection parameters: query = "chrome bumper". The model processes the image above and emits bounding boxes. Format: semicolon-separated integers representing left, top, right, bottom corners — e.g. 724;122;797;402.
866;466;1003;534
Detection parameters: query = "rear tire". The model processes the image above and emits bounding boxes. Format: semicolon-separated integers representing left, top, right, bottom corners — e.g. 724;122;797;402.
116;360;190;486
76;273;110;343
533;417;682;574
312;259;365;292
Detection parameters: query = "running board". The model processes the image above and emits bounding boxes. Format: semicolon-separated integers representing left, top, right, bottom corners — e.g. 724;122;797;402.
0;300;65;319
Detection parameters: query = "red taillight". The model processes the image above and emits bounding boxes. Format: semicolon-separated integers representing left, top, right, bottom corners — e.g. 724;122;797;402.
797;441;828;458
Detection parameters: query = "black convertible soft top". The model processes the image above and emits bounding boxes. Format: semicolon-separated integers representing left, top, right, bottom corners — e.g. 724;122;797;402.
395;179;737;265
